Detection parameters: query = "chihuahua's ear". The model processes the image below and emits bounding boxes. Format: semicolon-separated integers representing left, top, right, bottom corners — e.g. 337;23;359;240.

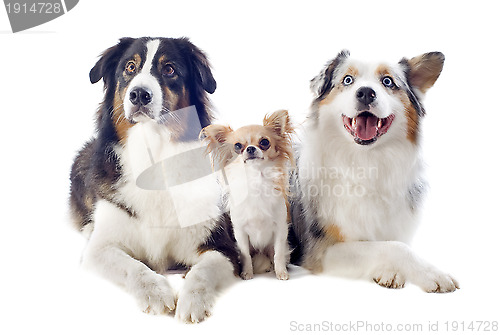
200;124;234;165
400;52;445;94
263;109;293;136
200;124;233;145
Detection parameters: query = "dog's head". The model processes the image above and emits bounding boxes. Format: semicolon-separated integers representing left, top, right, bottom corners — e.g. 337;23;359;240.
90;37;216;142
310;50;444;146
202;110;294;167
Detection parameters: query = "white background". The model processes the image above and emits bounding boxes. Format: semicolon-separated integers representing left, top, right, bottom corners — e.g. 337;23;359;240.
1;0;499;334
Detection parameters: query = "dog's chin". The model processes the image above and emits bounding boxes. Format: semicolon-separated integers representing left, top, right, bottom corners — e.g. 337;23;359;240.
342;112;395;146
126;106;156;124
244;156;264;164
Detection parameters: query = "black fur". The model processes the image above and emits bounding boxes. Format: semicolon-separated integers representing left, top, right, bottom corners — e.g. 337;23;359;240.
198;212;242;276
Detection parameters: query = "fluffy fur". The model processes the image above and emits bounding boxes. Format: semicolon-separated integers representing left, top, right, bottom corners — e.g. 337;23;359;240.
69;37;241;323
290;51;459;293
203;110;294;280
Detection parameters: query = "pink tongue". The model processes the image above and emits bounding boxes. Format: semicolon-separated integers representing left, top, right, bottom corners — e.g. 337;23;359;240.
355;114;378;140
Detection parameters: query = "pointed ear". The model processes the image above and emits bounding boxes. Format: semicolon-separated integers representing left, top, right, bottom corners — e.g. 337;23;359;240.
182;38;217;94
200;124;233;165
404;52;445;94
310;50;350;100
89;37;135;86
263;110;293;136
200;124;233;144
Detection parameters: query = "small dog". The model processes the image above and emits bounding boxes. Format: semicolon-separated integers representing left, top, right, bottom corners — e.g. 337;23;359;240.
69;37;241;323
202;110;294;280
290;50;459;292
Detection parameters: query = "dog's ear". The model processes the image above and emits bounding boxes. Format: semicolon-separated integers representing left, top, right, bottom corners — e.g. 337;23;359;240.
311;50;350;100
182;39;217;94
200;124;232;144
89;37;135;86
264;110;293;137
200;124;233;165
401;52;445;94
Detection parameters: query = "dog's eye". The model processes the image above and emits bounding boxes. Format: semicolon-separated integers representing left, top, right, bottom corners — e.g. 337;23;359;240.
382;76;395;88
234;143;243;153
125;62;136;75
259;138;270;150
162;65;175;77
343;75;354;86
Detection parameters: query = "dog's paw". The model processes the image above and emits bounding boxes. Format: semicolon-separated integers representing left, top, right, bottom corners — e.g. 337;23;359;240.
240;271;254;280
373;269;406;289
133;272;176;315
176;287;215;323
276;269;289;280
415;269;460;293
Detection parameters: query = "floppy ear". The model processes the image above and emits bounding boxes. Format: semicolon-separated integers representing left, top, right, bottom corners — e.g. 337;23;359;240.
310;50;350;100
404;52;445;94
183;39;217;94
263;110;293;137
89;37;135;86
200;124;233;165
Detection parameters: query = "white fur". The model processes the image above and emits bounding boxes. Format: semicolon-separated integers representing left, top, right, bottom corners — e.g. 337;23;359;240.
223;157;289;280
299;57;459;292
82;119;235;322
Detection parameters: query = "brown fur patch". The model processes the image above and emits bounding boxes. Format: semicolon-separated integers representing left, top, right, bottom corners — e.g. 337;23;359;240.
113;86;134;143
324;224;345;243
375;64;391;78
396;90;420;144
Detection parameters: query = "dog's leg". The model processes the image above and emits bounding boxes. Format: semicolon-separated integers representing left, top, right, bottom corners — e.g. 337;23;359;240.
273;221;290;280
233;228;253;279
176;250;237;323
82;201;176;314
321;241;459;293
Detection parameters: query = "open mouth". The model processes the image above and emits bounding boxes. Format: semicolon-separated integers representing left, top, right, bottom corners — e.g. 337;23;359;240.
342;112;395;145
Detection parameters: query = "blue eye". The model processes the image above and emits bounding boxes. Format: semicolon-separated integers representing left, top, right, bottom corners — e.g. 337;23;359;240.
382;76;395;88
343;75;354;86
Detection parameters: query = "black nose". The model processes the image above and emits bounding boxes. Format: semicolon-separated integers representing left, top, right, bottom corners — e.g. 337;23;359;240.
356;87;376;105
246;146;256;155
129;87;153;106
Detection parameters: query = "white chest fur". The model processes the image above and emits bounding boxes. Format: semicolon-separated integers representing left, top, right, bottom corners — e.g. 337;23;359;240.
299;130;422;243
223;158;287;249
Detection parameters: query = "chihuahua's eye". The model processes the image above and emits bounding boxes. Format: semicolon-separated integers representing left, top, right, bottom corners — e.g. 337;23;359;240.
382;76;395;88
343;75;354;86
162;64;175;77
259;138;270;150
125;61;136;75
234;143;243;153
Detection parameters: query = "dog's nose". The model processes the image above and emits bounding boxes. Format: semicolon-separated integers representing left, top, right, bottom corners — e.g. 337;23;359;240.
246;146;257;155
129;87;153;106
356;87;376;105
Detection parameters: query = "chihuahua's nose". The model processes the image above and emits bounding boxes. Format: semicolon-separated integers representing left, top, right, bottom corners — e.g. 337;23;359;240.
129;87;153;106
356;87;376;105
246;146;257;155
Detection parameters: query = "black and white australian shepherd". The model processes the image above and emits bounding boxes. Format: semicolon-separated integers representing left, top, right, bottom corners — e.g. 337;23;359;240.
69;37;241;323
290;50;460;293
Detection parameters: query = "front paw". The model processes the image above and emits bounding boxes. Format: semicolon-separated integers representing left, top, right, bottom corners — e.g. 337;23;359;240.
276;269;289;280
240;271;254;280
133;272;176;315
373;269;406;289
416;268;460;293
176;287;215;323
